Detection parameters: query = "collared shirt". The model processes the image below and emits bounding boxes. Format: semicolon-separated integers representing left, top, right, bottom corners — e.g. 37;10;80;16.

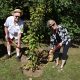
4;16;24;39
50;25;71;48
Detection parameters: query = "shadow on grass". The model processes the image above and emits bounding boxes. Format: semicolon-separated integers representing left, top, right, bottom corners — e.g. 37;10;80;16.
0;43;16;58
71;44;79;48
21;47;28;55
0;44;7;58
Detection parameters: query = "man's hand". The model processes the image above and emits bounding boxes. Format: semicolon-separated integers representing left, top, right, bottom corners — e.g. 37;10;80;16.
17;44;21;48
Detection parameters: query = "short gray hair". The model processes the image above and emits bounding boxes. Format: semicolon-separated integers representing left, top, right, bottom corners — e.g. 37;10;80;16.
47;19;56;27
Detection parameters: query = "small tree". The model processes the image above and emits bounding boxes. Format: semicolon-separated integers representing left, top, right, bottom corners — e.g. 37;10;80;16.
22;1;46;71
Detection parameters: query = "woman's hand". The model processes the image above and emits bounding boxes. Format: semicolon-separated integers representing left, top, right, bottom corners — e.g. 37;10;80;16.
59;42;63;47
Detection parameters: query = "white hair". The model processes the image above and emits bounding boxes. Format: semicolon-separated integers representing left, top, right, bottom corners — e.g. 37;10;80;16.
47;19;56;27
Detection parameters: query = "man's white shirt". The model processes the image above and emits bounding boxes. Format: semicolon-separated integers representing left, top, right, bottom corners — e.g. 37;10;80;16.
4;16;24;39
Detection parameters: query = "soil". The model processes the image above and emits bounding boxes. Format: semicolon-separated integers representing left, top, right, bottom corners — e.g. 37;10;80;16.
20;55;45;77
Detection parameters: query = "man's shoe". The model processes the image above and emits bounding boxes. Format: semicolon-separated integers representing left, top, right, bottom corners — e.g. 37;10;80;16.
6;55;11;59
16;56;21;62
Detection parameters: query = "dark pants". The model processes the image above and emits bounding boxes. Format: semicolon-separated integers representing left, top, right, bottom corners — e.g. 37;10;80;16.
54;42;71;60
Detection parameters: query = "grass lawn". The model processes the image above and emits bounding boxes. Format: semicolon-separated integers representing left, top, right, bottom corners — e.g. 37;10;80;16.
0;45;80;80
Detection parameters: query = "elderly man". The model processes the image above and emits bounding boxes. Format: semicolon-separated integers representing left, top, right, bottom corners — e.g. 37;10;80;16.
4;9;24;61
47;19;71;70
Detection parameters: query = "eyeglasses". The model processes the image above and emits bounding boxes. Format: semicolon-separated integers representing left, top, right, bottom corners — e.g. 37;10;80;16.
49;23;55;28
15;16;20;18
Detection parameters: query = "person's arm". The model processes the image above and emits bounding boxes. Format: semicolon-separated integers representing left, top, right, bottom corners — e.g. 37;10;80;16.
17;20;24;48
17;33;21;48
49;34;56;52
4;27;9;41
4;26;8;35
4;17;10;41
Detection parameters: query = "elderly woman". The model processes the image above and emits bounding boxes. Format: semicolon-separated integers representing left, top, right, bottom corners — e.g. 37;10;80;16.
4;9;24;61
47;19;71;70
